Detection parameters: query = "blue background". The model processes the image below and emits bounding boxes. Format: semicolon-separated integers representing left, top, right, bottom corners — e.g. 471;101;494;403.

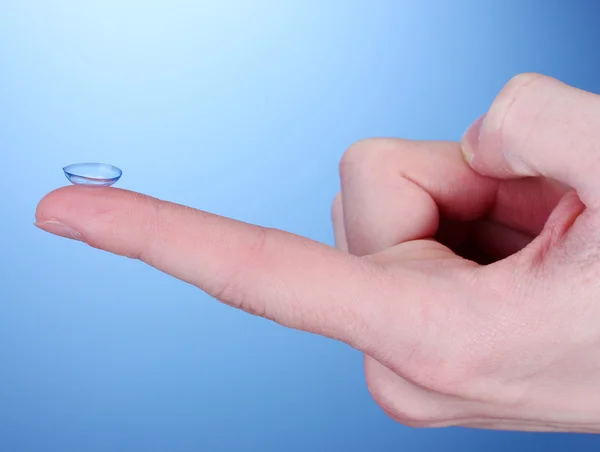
1;1;600;450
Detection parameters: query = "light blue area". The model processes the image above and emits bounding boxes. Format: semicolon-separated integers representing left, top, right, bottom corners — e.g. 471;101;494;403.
2;1;600;450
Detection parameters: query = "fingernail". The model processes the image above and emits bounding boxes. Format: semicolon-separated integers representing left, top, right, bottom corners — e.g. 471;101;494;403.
461;114;486;164
34;219;82;241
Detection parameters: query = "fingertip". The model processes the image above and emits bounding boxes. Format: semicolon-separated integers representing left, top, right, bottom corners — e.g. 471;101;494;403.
35;185;79;223
34;186;99;242
34;186;147;244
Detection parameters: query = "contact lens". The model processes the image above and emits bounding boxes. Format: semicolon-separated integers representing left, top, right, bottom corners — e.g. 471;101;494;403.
63;163;122;187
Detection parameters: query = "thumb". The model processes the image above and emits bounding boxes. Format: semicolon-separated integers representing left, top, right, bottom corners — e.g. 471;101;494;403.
461;73;600;208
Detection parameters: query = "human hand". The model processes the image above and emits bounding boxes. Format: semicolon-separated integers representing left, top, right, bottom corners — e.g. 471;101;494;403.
35;73;600;432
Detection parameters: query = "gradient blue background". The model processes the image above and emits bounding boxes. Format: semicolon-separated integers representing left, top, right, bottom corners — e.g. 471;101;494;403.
2;1;600;450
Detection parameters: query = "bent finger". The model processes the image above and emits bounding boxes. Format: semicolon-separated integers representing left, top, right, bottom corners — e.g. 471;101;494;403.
339;139;499;256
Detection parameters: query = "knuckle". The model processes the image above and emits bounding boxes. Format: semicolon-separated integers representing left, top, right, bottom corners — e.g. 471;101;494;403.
500;72;547;104
339;138;395;180
504;72;545;93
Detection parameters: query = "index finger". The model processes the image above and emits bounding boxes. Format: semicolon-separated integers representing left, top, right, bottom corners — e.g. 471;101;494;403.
35;186;428;356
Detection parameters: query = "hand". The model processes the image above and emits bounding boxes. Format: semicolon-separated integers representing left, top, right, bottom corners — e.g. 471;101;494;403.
35;73;600;433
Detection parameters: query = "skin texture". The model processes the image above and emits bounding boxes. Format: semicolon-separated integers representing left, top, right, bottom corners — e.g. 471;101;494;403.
35;73;600;432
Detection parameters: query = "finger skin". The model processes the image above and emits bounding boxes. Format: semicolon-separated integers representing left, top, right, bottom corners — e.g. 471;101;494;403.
489;177;567;236
462;73;600;207
34;185;428;358
338;139;565;257
339;139;499;256
338;139;483;424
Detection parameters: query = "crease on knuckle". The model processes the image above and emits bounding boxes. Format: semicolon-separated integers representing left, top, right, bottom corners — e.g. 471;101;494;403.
211;226;270;318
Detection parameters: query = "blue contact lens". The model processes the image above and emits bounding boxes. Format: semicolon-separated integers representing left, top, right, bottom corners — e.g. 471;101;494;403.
63;163;122;187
